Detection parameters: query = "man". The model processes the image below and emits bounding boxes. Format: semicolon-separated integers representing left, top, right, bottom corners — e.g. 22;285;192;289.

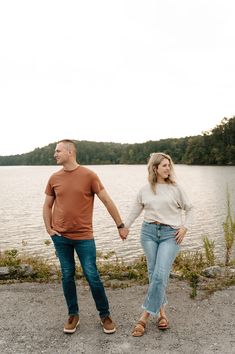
43;139;127;334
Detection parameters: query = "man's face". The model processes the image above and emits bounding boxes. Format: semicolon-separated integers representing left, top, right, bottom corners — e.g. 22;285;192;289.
54;142;69;165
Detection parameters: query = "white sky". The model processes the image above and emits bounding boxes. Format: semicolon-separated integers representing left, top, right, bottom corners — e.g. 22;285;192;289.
0;0;234;156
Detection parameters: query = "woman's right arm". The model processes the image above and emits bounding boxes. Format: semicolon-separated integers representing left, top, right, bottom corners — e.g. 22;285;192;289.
125;192;144;229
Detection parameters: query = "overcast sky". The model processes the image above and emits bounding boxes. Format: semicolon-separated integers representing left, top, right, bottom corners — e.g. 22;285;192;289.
0;1;234;156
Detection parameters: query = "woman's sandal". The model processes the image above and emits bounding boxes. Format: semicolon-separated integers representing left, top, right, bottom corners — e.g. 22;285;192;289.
157;316;169;330
132;320;146;337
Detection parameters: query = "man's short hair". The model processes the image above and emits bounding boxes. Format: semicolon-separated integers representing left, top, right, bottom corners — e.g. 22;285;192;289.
58;139;77;154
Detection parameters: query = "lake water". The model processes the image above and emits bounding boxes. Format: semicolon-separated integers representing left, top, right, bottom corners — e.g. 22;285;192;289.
0;165;234;263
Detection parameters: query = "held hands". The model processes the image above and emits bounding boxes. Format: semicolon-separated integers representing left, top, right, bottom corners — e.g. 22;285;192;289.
118;227;129;241
174;226;187;244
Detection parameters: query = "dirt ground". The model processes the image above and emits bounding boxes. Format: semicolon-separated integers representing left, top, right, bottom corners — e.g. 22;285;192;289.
0;279;234;354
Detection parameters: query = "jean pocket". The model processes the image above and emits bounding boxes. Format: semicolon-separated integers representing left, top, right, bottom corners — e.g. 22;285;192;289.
50;234;60;242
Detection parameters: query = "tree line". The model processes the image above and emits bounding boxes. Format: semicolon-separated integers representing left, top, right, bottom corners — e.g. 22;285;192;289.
0;117;234;165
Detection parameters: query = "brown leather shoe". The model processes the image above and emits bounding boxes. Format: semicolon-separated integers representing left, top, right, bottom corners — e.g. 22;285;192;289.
63;315;80;334
100;316;116;334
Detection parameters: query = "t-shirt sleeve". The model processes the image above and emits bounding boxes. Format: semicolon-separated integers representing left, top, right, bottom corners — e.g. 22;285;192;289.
91;173;104;194
45;179;55;197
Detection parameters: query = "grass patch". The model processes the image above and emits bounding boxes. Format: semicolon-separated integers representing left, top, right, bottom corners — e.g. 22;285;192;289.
223;187;235;266
0;247;234;296
75;253;148;289
172;250;235;298
173;250;207;277
203;235;216;266
0;249;58;283
199;275;235;297
0;249;21;267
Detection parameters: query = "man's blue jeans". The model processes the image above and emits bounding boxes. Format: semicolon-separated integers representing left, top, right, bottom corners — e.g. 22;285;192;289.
51;235;110;318
140;221;180;316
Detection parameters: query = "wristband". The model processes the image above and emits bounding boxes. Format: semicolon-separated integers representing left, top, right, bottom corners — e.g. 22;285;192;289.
117;223;125;229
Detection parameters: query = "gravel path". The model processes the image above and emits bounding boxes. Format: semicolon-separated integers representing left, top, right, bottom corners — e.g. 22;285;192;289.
0;280;234;354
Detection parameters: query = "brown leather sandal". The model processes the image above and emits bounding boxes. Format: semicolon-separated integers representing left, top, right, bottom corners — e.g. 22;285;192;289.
132;320;146;337
157;316;169;330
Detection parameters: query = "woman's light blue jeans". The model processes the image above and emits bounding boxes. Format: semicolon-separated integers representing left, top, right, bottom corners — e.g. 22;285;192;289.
51;235;110;318
140;221;180;316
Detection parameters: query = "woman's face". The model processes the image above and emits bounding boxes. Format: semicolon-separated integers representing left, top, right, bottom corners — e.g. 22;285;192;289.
156;158;170;182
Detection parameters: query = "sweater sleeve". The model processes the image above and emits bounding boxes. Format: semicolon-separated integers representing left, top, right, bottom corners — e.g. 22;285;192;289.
125;191;144;228
177;185;194;229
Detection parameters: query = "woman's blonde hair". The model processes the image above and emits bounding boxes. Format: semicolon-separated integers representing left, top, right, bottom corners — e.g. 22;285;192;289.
147;152;176;193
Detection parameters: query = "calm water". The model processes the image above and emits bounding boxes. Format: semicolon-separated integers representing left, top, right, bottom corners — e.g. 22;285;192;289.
0;165;234;263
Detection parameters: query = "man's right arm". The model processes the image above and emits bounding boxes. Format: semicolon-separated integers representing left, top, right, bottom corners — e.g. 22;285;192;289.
43;195;60;236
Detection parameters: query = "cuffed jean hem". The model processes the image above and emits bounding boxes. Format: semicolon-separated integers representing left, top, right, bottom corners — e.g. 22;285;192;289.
141;300;168;316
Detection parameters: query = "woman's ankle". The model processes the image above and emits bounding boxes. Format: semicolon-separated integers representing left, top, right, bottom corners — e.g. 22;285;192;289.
140;312;150;323
159;308;167;318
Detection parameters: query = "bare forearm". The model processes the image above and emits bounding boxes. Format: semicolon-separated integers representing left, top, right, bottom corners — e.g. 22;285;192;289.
43;205;53;234
97;189;126;241
104;199;123;226
105;200;129;240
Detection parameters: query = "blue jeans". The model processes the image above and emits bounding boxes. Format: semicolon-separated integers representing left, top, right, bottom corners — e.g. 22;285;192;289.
140;221;180;316
51;235;110;318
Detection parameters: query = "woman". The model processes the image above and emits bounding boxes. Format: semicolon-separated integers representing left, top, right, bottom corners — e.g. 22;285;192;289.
124;152;193;337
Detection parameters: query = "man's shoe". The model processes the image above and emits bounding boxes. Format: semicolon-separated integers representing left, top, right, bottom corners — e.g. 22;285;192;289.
63;315;80;334
101;316;116;334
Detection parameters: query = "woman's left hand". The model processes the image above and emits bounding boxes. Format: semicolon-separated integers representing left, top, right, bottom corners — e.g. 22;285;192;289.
174;227;187;244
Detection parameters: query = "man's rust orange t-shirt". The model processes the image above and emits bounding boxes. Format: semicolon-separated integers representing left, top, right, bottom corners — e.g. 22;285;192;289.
45;166;104;240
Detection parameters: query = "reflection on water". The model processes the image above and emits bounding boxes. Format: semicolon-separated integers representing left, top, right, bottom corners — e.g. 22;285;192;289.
0;165;234;263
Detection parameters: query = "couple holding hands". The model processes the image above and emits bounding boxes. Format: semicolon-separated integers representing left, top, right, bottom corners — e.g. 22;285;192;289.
43;139;193;337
